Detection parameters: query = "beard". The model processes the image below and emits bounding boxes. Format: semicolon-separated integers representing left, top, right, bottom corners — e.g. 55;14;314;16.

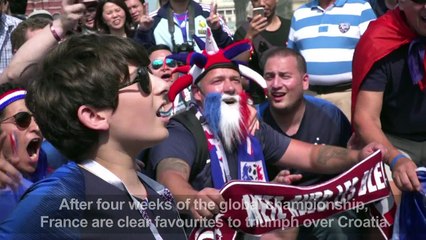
203;92;250;151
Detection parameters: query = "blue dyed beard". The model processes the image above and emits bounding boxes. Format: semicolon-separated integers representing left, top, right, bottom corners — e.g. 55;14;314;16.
203;93;243;151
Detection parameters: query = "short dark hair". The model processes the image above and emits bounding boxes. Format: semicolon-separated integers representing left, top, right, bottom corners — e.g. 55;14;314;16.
26;34;149;162
147;44;172;56
261;47;307;74
94;0;134;37
11;17;52;53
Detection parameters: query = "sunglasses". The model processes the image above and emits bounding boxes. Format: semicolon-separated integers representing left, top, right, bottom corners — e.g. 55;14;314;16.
151;58;177;70
412;0;426;4
120;67;152;95
0;112;33;129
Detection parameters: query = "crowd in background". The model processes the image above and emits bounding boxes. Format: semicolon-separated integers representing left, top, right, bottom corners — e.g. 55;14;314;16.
0;0;425;239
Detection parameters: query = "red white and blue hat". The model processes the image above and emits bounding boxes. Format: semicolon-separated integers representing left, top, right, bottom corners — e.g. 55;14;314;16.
167;28;267;102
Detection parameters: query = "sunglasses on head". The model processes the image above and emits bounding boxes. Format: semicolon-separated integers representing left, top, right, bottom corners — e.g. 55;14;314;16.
151;58;177;70
0;112;33;129
120;67;152;95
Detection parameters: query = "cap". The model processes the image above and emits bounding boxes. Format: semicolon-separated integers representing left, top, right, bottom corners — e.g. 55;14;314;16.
27;9;53;20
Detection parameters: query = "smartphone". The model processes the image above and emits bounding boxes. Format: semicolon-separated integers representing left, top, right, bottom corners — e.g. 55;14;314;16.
252;7;265;17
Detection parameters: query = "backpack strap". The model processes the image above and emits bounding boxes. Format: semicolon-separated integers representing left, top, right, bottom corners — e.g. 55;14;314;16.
172;108;209;182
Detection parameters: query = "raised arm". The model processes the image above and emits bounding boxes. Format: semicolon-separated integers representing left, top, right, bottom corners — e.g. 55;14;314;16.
0;0;85;84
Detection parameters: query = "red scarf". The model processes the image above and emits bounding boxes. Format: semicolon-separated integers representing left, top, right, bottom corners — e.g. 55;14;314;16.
351;8;419;120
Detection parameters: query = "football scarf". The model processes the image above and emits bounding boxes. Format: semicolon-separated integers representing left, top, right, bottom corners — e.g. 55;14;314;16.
195;98;268;189
190;150;394;240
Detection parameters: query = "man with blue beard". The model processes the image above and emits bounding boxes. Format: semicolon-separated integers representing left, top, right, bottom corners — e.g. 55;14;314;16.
146;31;386;236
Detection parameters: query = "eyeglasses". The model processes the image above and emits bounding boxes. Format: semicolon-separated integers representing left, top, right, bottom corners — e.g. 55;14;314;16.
412;0;426;4
0;112;33;129
151;58;177;70
120;67;152;95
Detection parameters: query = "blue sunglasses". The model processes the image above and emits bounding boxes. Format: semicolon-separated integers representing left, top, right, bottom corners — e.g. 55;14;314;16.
151;58;177;70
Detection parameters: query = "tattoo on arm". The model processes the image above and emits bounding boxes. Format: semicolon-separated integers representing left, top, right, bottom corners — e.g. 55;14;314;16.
317;145;349;167
156;158;191;180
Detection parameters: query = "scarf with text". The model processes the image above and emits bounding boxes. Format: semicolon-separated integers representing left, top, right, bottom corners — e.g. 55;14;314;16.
190;150;395;240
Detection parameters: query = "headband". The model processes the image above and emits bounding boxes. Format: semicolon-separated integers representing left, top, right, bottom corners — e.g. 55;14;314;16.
0;89;27;111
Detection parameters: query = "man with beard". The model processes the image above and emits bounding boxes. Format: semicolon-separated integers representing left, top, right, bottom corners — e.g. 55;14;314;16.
146;34;386;235
234;0;290;104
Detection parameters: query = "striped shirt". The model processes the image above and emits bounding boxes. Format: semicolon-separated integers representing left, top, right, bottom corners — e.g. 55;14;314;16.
287;0;376;86
0;14;22;74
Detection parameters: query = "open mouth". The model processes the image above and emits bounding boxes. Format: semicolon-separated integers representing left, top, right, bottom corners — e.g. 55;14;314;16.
27;138;42;158
156;102;173;118
161;73;171;80
272;92;286;97
223;98;237;104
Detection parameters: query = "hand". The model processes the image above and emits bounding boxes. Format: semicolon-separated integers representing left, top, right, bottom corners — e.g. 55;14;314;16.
245;14;267;40
358;142;387;161
55;0;86;36
139;2;153;31
0;157;21;190
271;170;302;185
247;104;260;135
0;132;22;190
206;2;221;31
392;157;421;191
189;187;224;219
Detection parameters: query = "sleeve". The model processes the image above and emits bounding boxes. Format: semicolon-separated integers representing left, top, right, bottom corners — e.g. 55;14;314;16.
256;121;291;165
0;175;85;239
134;28;156;51
360;58;388;91
148;120;197;171
233;25;247;42
212;25;234;49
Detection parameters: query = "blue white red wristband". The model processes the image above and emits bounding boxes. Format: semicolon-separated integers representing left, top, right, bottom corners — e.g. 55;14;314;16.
390;153;406;170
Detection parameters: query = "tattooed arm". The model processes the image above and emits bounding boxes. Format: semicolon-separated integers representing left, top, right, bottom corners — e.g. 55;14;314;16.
276;139;386;174
156;158;223;219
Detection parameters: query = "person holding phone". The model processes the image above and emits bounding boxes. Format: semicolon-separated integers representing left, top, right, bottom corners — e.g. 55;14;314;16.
234;0;291;104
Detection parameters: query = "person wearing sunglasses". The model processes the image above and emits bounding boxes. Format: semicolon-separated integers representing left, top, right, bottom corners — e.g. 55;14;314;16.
148;44;192;115
0;83;45;222
352;0;426;196
0;34;185;239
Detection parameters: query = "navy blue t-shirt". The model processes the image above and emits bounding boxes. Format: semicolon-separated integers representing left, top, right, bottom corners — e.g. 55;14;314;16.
259;95;351;185
361;44;426;141
148;119;290;191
